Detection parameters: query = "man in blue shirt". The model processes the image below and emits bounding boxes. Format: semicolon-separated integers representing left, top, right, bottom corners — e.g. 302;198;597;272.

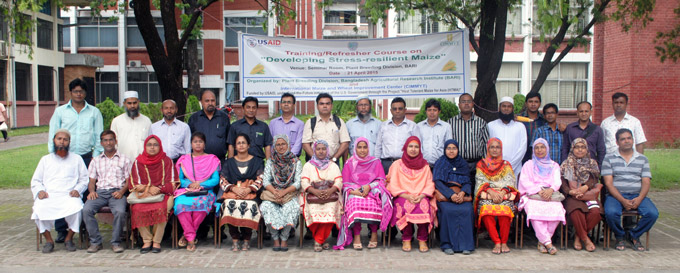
188;90;230;162
149;100;191;162
346;94;381;156
532;103;563;163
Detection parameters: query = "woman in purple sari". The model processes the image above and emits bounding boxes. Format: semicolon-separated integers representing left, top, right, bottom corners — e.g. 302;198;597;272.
335;137;393;250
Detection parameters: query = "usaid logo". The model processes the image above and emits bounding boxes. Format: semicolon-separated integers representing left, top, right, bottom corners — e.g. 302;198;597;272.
248;39;282;47
247;38;258;47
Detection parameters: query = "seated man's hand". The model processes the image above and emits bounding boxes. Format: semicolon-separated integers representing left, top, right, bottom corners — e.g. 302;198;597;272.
69;190;80;198
87;191;99;200
37;191;49;200
112;190;124;199
631;197;642;209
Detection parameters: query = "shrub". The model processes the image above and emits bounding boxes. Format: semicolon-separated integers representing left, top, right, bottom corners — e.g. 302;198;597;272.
140;102;163;123
332;100;378;122
414;98;459;123
513;93;526;114
184;95;201;121
96;98;124;130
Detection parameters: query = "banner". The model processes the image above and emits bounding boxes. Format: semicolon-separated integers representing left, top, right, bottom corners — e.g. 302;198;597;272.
239;30;471;100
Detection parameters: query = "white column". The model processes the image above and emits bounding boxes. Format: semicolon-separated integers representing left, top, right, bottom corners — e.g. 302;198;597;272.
118;0;127;105
70;7;77;54
521;0;533;94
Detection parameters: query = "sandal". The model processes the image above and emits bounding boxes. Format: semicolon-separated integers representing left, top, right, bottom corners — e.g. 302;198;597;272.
178;236;187;247
322;243;330;250
538;243;548;254
402;241;412;252
615;238;626;251
353;242;363;250
629;238;645;252
367;241;378;249
418;240;429;253
231;241;240;252
492;244;501;255
546;244;558;255
187;243;196;252
501;244;511;253
585;240;596;252
573;238;582;251
314;242;323;252
242;241;250;251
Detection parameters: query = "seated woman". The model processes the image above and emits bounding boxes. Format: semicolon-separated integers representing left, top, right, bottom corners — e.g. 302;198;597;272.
387;136;436;253
174;132;221;252
518;138;566;255
474;138;518;255
433;139;474;255
335;137;393;250
128;135;177;254
260;134;302;252
218;133;264;252
560;138;602;252
300;140;342;252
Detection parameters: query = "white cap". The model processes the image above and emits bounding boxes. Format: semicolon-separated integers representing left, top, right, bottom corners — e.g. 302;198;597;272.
499;96;514;105
123;91;139;100
356;94;369;102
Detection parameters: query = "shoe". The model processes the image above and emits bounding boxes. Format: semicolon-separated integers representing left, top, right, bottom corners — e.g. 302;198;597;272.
55;232;67;243
111;244;125;253
64;240;77;252
151;247;161;253
273;246;281;252
140;247;152;254
42;242;54;254
87;243;103;253
462;250;472;255
4;137;8;142
443;248;454;255
280;247;289;252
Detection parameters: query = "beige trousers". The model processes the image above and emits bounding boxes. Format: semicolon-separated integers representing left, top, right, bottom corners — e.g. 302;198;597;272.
138;197;174;244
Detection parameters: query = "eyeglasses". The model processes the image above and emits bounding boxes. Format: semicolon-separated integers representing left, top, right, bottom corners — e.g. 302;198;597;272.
71;90;86;94
391;107;404;111
280;101;294;104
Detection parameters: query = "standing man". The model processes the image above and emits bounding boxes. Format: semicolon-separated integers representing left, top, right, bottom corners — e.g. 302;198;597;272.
31;129;89;253
449;93;489;182
602;129;657;251
49;78;103;167
562;101;606;167
302;93;350;164
375;97;421;175
346;94;381;156
487;97;526;177
532;103;563;163
601;92;647;155
149;100;191;162
269;93;304;157
227;96;272;160
417;99;452;167
82;130;131;253
188;90;230;162
110;91;151;160
518;93;547;163
0;101;9;142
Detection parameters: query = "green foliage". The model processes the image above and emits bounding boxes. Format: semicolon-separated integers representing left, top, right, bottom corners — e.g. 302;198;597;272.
96;98;124;130
654;5;680;63
184;95;201;120
414;98;459;123
139;102;163;123
332;100;378;122
513;93;526;114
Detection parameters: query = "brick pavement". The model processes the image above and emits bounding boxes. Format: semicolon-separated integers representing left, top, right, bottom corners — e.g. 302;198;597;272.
2;188;680;271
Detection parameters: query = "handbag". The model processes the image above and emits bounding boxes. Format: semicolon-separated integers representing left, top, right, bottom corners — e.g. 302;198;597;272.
0;121;7;132
175;155;209;197
434;184;472;203
480;188;517;201
527;189;565;202
306;180;339;204
221;179;258;200
261;190;297;204
128;164;165;204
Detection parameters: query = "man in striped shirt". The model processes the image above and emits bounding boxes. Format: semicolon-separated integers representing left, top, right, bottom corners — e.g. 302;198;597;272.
602;128;657;251
532;103;563;163
448;93;489;183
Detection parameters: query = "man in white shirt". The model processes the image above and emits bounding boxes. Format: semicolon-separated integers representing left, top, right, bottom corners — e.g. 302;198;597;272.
31;129;89;253
487;97;527;177
110;91;152;160
601;92;647;155
416;99;452;167
346;94;381;156
375;97;421;175
149;100;191;162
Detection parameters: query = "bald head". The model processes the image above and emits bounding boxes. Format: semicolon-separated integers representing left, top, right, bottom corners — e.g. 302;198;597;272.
162;99;178;121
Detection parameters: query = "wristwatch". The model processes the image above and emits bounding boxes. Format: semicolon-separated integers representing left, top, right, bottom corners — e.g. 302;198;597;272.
332;157;337;162
359;187;364;194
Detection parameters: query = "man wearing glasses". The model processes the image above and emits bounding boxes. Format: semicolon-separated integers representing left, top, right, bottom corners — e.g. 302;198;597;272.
269;93;305;157
375;97;421;175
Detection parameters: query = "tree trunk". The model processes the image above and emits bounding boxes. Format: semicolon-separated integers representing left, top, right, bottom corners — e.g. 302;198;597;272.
185;39;201;97
473;0;508;122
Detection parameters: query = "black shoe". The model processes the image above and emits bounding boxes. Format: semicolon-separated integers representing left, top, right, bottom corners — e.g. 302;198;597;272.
55;232;67;244
280;247;289;252
151;247;161;253
64;240;77;252
140;247;152;254
42;242;54;254
272;246;281;252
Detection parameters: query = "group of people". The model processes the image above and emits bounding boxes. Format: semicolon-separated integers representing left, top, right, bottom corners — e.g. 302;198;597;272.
31;78;657;256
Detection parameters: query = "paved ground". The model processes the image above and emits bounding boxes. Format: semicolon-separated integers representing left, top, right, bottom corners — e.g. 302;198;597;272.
0;132;48;151
2;188;680;271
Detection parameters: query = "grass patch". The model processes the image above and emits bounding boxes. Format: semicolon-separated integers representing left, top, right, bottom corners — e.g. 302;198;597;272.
0;144;48;188
7;125;49;137
647;149;680;190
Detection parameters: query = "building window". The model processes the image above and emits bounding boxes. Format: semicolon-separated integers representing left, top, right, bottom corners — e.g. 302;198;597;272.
325;11;363;24
60;17;70;48
0;13;8;41
225;16;266;47
78;17;117;47
40;0;52;16
532;2;590;36
225;72;239;103
58;67;64;101
532;62;588;109
37;19;53;50
128;72;161;103
127;17;164;47
0;62;5;101
14;13;32;45
95;72;119;103
38;66;54;101
470;62;522;101
397;11;450;35
15;62;32;101
506;8;522;35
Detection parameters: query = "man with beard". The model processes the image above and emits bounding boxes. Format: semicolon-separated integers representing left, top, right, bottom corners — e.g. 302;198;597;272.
31;129;89;253
346;94;381;156
449;93;489;182
110;91;152;160
269;93;304;157
562;101;606;167
149;100;191;162
188;90;230;162
487;96;527;177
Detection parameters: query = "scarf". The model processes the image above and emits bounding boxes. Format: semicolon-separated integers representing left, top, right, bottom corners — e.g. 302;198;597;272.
308;139;331;170
560;138;600;186
477;137;509;177
346;137;380;184
433;139;470;186
400;136;428;170
271;134;298;188
136;135;167;165
176;153;221;182
531;138;557;180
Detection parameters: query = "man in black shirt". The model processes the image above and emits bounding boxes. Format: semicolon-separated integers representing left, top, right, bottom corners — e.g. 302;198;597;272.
188;90;230;161
227;96;272;160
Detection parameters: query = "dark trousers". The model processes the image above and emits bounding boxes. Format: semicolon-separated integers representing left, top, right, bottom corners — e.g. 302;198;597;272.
381;158;398;176
228;225;253;241
0;122;6;140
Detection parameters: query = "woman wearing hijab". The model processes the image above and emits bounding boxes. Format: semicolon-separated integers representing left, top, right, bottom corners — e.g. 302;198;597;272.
300;139;342;252
219;133;264;252
335;137;393;250
518;138;566;255
560;138;602;252
433;139;474;255
260;134;302;252
474;137;518;255
387;136;436;253
173;132;221;252
128;135;177;254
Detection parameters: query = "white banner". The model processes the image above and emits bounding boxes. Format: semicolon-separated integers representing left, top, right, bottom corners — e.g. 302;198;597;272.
239;30;471;100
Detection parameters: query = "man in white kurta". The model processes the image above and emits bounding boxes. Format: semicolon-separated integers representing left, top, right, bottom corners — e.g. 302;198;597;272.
31;129;89;253
110;91;151;160
487;97;527;177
